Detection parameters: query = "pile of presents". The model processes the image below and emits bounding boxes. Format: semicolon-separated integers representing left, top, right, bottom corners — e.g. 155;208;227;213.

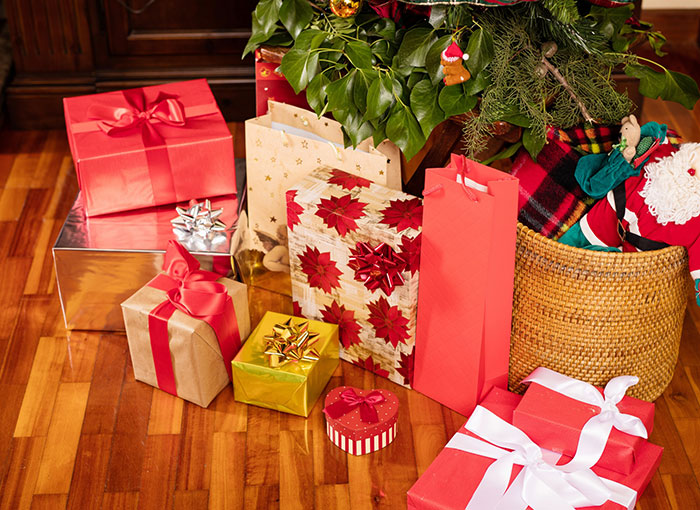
53;78;663;508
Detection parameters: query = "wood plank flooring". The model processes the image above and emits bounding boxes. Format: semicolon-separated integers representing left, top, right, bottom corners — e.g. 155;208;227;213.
1;16;700;509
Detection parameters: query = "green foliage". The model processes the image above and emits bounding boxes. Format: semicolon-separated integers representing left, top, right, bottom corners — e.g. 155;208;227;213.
244;0;699;162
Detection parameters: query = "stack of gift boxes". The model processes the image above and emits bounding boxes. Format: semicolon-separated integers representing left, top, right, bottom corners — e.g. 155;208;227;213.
52;77;663;507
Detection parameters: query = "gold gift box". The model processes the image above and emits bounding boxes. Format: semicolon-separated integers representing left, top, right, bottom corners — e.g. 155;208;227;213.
231;311;339;417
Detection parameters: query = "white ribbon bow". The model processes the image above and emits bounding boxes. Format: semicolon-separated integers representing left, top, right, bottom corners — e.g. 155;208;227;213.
522;367;648;472
449;406;637;510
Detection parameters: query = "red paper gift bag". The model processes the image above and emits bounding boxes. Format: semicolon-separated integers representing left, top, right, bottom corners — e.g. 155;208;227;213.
414;154;519;416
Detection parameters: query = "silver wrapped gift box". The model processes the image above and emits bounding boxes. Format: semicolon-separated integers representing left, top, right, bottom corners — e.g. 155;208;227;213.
53;192;239;331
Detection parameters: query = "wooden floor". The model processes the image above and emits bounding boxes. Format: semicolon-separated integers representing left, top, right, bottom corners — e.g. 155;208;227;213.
2;13;700;510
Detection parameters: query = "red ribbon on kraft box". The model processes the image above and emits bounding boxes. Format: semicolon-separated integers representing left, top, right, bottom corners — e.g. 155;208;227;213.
146;241;241;396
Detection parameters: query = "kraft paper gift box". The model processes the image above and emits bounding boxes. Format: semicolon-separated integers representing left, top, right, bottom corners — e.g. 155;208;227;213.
255;47;310;116
512;367;655;476
287;167;421;388
53;192;238;331
231;311;339;417
121;241;251;408
63;78;236;216
242;101;402;297
406;387;663;510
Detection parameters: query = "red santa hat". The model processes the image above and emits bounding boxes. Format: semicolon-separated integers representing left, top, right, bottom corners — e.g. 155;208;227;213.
441;41;469;63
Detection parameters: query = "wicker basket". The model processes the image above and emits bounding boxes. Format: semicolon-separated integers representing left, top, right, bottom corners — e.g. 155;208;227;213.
509;222;689;401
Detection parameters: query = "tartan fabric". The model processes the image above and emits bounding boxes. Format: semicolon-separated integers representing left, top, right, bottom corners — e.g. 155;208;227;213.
512;135;593;240
513;124;683;240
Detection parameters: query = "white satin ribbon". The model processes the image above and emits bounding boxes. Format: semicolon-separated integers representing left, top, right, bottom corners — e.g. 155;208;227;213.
522;367;648;472
448;406;637;510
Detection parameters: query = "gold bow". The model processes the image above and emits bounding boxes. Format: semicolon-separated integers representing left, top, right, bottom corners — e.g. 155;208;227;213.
263;319;320;368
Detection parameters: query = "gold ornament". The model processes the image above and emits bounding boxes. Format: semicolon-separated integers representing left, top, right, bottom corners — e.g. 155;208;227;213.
329;0;362;18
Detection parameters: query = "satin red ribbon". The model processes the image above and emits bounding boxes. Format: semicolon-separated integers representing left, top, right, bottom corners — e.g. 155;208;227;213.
147;240;241;397
86;88;188;208
348;242;406;296
323;388;386;424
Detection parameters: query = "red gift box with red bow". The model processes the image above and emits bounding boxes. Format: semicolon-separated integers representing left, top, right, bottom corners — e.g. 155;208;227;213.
323;386;399;455
64;79;236;217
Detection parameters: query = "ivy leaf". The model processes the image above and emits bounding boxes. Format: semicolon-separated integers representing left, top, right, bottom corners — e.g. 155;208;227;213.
522;127;546;160
426;35;451;85
279;48;320;93
438;85;477;118
326;71;357;112
462;71;490;96
481;141;523;166
386;103;427;160
243;0;283;57
465;28;494;76
500;113;532;128
334;107;374;147
625;64;700;110
294;29;327;51
407;70;426;90
369;18;396;40
354;69;377;113
647;32;668;58
306;72;329;116
278;0;314;40
346;41;373;70
371;39;394;65
411;79;445;138
372;121;387;147
397;26;436;68
429;6;447;29
365;73;395;121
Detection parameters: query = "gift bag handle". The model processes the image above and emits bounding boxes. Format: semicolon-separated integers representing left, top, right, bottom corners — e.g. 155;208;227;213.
424;157;479;202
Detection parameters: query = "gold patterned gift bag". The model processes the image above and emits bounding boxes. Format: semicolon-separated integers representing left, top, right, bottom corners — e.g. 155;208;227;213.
244;101;402;258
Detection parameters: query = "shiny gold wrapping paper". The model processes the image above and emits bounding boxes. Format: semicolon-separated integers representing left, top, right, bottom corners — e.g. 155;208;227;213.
231;311;339;417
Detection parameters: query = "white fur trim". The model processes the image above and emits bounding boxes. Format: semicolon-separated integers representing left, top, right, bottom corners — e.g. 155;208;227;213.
691;268;700;280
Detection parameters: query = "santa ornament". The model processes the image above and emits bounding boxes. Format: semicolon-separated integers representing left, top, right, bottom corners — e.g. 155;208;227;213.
441;41;471;86
562;142;700;304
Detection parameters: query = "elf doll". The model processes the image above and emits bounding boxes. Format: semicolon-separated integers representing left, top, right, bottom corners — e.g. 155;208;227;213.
560;142;700;304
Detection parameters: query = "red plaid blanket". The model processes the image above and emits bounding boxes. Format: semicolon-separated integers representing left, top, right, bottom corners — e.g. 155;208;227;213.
512;124;681;239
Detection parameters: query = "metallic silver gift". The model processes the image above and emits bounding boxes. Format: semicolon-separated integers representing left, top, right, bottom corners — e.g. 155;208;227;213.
53;193;239;331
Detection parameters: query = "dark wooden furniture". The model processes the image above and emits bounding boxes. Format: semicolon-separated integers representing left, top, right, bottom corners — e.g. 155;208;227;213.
4;0;258;128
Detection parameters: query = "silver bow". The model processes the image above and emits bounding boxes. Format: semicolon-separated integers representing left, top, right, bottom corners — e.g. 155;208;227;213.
171;199;228;251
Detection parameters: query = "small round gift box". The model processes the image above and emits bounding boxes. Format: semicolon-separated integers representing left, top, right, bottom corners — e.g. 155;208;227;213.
322;386;399;455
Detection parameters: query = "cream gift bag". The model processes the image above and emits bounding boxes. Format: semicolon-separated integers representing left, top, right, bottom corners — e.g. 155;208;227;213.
244;101;402;256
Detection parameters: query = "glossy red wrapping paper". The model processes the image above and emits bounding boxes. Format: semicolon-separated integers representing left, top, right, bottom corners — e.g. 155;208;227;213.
512;381;655;475
255;50;310;116
406;387;663;510
64;79;236;217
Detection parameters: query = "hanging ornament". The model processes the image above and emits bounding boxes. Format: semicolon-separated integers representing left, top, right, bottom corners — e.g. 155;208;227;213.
441;41;471;86
330;0;362;17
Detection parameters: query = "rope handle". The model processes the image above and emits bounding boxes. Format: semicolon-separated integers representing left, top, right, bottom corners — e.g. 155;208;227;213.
328;142;342;160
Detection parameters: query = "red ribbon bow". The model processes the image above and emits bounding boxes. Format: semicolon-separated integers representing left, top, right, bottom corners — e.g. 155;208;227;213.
88;89;186;136
323;388;386;424
147;240;241;397
348;242;406;296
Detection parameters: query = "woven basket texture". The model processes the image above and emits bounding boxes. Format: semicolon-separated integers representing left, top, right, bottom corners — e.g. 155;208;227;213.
509;222;689;401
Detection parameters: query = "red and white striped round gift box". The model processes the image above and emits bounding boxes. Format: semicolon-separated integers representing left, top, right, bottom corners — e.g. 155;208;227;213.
322;386;399;456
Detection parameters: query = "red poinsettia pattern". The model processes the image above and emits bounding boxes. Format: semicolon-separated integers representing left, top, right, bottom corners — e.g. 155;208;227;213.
286;189;304;231
328;168;372;191
380;198;423;233
292;300;305;318
395;348;415;387
315;194;367;237
352;355;390;379
399;234;421;276
367;296;410;348
298;246;342;294
320;300;362;349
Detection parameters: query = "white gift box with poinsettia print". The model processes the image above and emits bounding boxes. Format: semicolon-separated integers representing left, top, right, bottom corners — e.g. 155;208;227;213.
286;167;421;388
